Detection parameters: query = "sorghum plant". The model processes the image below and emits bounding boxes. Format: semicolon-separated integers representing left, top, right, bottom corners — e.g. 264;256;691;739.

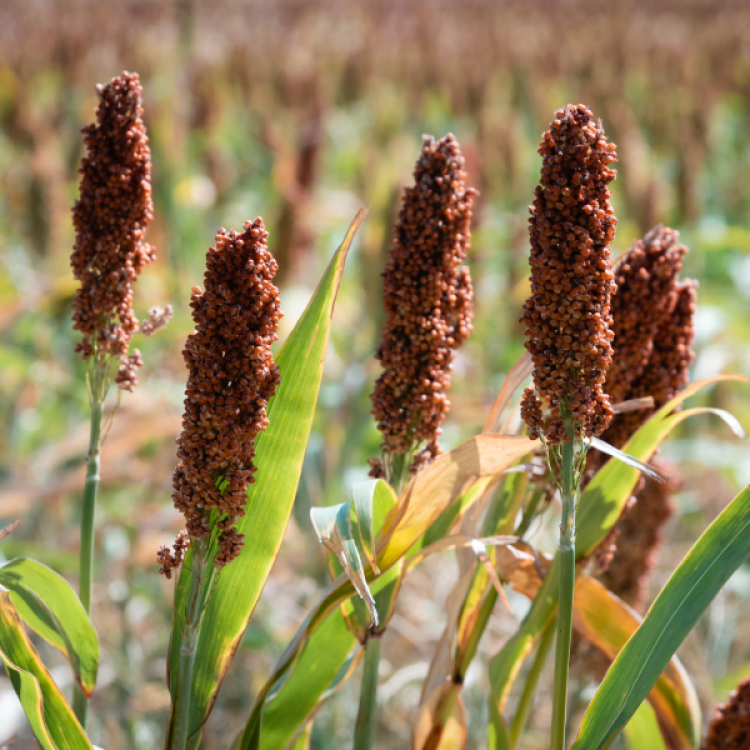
69;70;167;726
520;103;618;750
370;132;476;489
165;218;282;749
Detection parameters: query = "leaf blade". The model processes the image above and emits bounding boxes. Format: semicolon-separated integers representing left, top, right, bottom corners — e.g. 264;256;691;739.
0;589;91;750
572;485;750;750
0;558;99;696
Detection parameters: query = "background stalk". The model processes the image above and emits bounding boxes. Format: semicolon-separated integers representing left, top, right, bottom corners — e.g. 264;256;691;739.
550;415;577;750
353;632;381;750
171;541;209;750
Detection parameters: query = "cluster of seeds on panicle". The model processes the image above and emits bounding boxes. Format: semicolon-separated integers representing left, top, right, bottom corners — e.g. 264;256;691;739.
606;225;687;405
157;531;189;580
702;679;750;750
603;278;697;450
165;218;282;574
70;71;156;392
369;133;476;477
520;104;618;444
597;466;678;612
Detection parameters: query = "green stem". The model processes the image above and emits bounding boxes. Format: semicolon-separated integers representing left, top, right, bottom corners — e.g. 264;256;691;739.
510;618;556;749
550;416;577;750
74;371;105;729
353;632;381;750
170;542;209;750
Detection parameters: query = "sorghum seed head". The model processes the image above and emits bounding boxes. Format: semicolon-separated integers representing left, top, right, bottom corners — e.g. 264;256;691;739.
370;133;476;475
702;679;750;750
70;71;155;392
603;277;697;450
521;104;618;444
606;225;687;405
163;218;282;574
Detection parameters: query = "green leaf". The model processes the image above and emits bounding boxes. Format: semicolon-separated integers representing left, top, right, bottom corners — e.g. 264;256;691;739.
572;485;750;750
312;500;379;626
623;702;668;750
0;558;99;696
572;575;700;750
0;648;56;750
352;479;397;575
167;209;366;746
255;610;357;750
0;588;91;749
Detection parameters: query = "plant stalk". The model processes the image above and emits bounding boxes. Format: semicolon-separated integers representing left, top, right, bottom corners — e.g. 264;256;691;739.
74;361;106;728
550;416;577;750
510;618;556;749
353;632;381;750
171;542;209;750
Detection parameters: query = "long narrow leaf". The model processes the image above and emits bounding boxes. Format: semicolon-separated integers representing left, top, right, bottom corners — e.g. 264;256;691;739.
167;209;366;746
0;588;91;750
572;485;750;750
256;610;357;750
572;576;700;750
0;558;99;695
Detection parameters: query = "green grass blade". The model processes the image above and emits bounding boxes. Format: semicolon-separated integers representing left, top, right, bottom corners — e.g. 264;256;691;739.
0;646;57;750
166;209;366;747
255;610;357;750
0;558;99;696
623;700;668;750
572;485;750;750
0;588;91;749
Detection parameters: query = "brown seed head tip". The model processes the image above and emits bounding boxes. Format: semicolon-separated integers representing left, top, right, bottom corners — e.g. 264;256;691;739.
370;133;476;474
702;679;750;750
71;71;155;388
521;104;617;444
170;218;282;569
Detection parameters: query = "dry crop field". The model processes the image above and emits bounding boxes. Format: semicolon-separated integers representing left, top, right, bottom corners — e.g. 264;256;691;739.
0;1;749;749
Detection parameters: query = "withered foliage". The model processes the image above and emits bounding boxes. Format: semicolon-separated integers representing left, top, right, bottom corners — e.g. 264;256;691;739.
520;104;617;444
161;218;282;575
370;133;476;477
70;71;155;393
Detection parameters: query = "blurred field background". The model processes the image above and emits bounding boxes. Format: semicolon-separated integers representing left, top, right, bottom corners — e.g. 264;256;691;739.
0;1;749;747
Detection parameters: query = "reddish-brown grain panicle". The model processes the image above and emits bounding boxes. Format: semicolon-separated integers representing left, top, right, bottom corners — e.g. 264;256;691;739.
370;133;476;475
70;71;155;392
606;225;687;405
165;218;282;573
520;104;617;444
702;679;750;750
604;278;697;449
